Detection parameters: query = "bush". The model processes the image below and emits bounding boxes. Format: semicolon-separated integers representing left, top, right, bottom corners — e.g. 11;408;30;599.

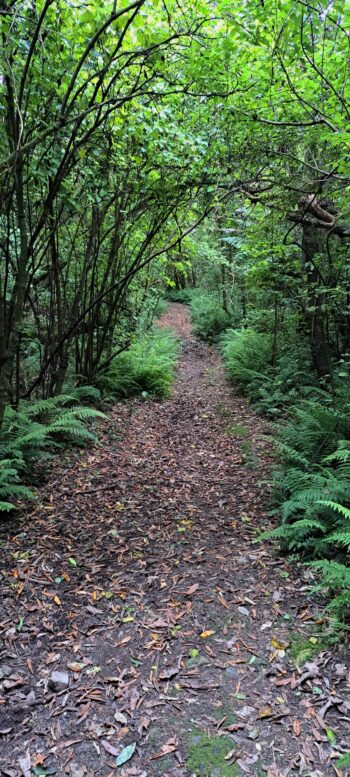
221;327;272;384
96;327;179;399
190;292;233;341
164;287;194;304
221;327;316;416
0;387;105;513
262;401;350;619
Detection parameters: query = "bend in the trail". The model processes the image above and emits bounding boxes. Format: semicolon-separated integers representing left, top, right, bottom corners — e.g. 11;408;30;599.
0;304;349;777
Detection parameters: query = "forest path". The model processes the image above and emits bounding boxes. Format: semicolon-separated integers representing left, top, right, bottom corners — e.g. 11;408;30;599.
0;303;349;777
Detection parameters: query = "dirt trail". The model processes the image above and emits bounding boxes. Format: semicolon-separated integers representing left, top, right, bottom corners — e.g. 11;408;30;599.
0;304;349;777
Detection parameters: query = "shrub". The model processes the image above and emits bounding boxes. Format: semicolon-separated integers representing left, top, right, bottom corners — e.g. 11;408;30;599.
261;402;350;619
0;389;105;512
221;327;272;385
164;287;194;304
221;326;316;416
190;292;233;341
96;327;179;399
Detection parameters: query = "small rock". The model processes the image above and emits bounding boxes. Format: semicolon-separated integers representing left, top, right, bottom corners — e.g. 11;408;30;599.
187;655;209;668
189;735;202;746
335;663;348;677
114;710;128;725
247;728;259;740
25;690;36;706
0;665;12;679
272;589;282;602
225;666;238;679
48;670;69;692
237;705;256;719
237;606;250;617
69;763;86;777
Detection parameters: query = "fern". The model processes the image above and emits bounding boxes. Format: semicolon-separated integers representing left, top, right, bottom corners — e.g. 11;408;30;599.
0;390;105;512
190;292;233;341
268;398;350;620
309;557;350;618
96;328;179;399
318;500;350;520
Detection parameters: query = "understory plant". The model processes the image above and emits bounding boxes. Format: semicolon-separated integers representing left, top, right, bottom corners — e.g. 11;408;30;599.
263;401;350;620
96;327;179;399
190;292;234;341
221;327;315;416
0;386;105;512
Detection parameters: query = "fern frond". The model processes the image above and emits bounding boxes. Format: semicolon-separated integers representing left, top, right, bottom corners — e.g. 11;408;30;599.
317;501;350;520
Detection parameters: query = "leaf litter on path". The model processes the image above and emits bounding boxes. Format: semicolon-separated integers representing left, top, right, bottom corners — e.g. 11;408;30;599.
0;304;349;776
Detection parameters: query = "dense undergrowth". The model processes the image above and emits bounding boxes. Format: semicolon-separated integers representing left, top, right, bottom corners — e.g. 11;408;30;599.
0;325;178;515
185;288;350;624
0;386;105;513
96;328;179;400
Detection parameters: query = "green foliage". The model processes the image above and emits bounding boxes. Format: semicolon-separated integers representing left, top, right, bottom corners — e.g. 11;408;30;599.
96;328;178;400
164;288;194;304
0;393;105;512
221;326;315;416
187;729;239;776
0;460;33;512
336;752;350;769
262;403;350;619
221;327;272;385
190;292;233;341
310;558;350;619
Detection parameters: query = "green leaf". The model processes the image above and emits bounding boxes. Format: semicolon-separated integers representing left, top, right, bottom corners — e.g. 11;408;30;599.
116;742;136;767
326;729;337;745
68;557;77;567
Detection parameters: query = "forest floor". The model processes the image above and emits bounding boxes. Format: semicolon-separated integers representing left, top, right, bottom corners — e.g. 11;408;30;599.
0;303;349;777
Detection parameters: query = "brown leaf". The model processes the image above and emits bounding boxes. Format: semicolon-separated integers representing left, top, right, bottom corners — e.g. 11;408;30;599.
293;719;301;737
137;717;151;735
158;665;179;681
266;767;286;777
67;662;85;673
101;739;120;757
150;737;177;760
224;723;245;732
258;705;273;719
184;583;199;596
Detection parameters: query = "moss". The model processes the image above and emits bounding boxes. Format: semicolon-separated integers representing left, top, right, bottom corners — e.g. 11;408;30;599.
215;403;231;418
336;752;350;768
187;729;240;776
226;424;249;437
288;629;331;666
213;710;236;728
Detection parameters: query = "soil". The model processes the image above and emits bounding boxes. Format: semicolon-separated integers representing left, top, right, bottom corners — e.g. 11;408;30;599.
0;303;349;777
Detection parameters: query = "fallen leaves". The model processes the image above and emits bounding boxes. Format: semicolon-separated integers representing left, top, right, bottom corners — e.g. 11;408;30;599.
184;583;199;596
158;664;180;681
116;742;136;767
0;304;349;777
150;737;177;760
258;705;274;719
